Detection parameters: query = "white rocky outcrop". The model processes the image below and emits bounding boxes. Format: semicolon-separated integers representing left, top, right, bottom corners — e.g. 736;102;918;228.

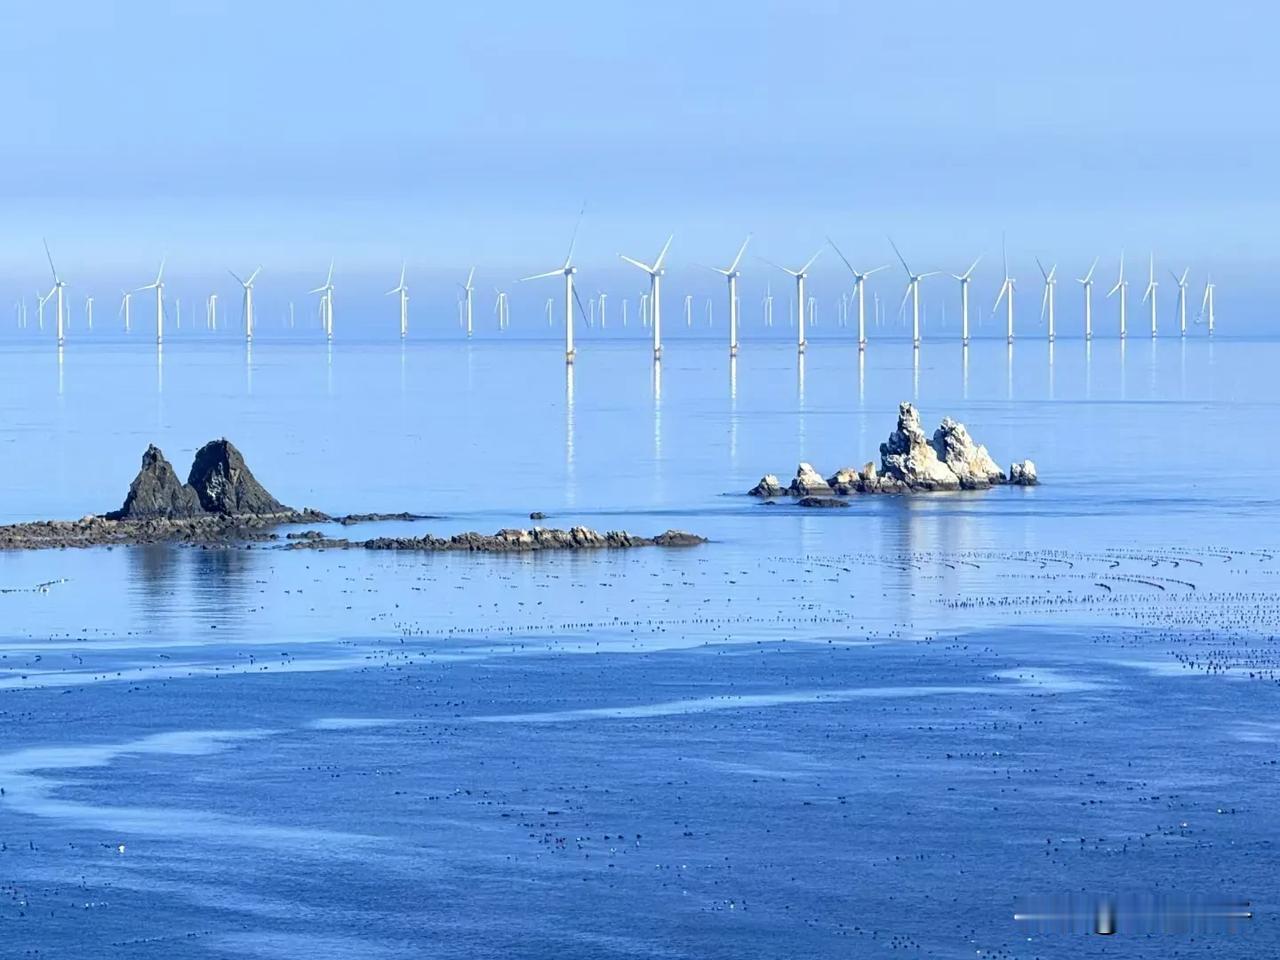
930;416;1005;488
1009;460;1038;485
788;462;834;497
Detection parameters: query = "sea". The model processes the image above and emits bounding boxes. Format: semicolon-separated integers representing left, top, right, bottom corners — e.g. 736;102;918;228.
0;324;1275;958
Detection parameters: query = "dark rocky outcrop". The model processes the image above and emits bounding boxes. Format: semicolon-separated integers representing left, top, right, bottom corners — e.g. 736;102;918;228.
797;496;849;509
187;439;290;517
749;402;1036;499
108;445;206;521
286;526;707;553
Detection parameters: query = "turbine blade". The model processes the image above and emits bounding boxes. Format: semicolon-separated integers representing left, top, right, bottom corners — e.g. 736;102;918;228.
826;236;858;278
653;234;674;270
518;268;562;282
1082;256;1099;283
619;254;654;273
43;239;58;281
728;235;752;273
1040;283;1048;321
962;256;982;279
800;248;823;273
888;236;911;276
247;267;262;284
564;204;585;267
898;283;912;316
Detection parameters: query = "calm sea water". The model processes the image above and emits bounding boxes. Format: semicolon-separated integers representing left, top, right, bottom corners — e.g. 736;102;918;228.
1;332;1277;958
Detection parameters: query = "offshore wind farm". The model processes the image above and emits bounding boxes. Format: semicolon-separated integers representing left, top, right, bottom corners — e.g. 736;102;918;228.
1;3;1276;960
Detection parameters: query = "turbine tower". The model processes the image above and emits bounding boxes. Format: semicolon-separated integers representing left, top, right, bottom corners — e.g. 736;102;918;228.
136;258;166;345
1036;258;1057;342
1142;253;1158;338
888;238;938;349
620;235;674;361
387;264;409;338
207;293;218;331
42;240;68;347
1077;257;1099;340
119;290;132;333
460;267;476;338
309;262;334;341
709;236;750;356
231;267;263;342
948;256;982;346
1169;267;1189;336
992;241;1015;344
827;238;888;351
1107;252;1128;338
520;210;586;364
764;249;822;353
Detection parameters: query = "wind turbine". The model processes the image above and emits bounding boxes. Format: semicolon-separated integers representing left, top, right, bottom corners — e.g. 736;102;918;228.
620;235;674;361
85;296;94;331
708;236;750;356
460;267;476;337
1142;253;1158;338
946;256;982;346
888;238;938;348
992;240;1015;344
492;288;509;330
309;261;334;341
1200;277;1216;334
42;240;68;347
1169;267;1189;336
387;263;409;338
207;293;218;331
683;293;693;328
520;210;586;363
119;290;133;333
1077;256;1099;340
762;282;774;327
1107;252;1128;338
1036;258;1057;342
598;292;607;327
764;248;822;353
231;267;263;342
135;259;166;345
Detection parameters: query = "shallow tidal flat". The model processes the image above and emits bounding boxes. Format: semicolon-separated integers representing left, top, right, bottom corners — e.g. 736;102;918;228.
1;338;1278;958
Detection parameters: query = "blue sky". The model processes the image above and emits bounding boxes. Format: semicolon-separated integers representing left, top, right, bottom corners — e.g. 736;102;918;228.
0;1;1274;327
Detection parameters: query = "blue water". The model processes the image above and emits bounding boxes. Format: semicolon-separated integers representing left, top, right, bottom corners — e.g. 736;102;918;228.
1;334;1277;958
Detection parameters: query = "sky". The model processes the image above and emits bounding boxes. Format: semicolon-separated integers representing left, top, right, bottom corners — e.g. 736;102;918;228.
0;0;1275;328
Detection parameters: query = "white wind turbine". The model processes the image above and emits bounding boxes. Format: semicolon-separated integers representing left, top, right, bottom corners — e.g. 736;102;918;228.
683;294;692;328
1036;258;1057;342
387;264;409;338
992;240;1016;344
888;238;938;349
492;288;509;330
1077;256;1099;341
1200;277;1216;334
309;261;334;341
207;293;218;331
762;282;774;327
827;237;889;351
136;258;166;345
764;248;822;353
947;256;982;346
1169;267;1189;336
520;211;586;363
85;296;94;331
119;291;132;333
1107;251;1128;338
708;236;750;356
231;266;263;342
42;240;68;347
1142;253;1158;338
620;235;674;361
460;267;476;338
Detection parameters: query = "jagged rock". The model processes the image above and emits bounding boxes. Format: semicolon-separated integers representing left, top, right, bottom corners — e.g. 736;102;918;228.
931;417;1005;488
653;530;706;546
529;511;547;520
797;496;849;508
108;445;206;521
187;439;290;517
879;403;961;491
827;467;862;495
788;463;834;497
1009;460;1038;485
748;474;787;498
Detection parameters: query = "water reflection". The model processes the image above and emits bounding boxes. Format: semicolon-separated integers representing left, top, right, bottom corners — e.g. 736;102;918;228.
1005;342;1014;400
1085;340;1093;400
1047;340;1055;400
858;348;865;405
961;344;969;400
796;351;806;404
652;359;663;475
246;342;254;395
57;346;64;397
156;344;164;394
565;362;576;504
1119;337;1127;400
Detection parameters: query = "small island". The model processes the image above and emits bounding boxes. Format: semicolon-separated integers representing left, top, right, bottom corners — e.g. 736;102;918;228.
0;439;705;552
749;402;1037;504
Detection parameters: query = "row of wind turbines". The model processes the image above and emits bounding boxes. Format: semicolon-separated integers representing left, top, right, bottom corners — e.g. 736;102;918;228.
27;235;1218;361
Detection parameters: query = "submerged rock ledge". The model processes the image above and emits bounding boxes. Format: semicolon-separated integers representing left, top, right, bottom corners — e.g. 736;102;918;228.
0;439;704;552
749;402;1038;499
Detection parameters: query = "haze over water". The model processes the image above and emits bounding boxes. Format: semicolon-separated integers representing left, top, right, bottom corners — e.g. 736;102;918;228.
1;334;1277;957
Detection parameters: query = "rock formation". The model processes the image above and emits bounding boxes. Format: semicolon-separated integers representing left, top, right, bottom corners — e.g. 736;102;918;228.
286;526;707;554
107;439;293;522
748;402;1037;499
187;439;290;516
109;445;207;521
1009;460;1038;485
